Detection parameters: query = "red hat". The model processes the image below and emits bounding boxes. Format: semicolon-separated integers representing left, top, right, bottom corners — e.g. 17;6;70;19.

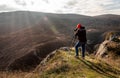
76;24;82;29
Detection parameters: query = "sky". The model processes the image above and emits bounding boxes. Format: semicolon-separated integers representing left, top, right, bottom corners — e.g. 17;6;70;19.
0;0;120;16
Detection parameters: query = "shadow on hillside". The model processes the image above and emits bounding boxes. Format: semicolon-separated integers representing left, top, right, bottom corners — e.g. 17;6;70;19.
78;58;119;78
7;40;66;72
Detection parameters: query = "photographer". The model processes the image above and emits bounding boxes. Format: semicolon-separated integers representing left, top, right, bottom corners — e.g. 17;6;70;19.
74;24;87;59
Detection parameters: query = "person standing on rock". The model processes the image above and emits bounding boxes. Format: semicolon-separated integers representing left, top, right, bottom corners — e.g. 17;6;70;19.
74;24;87;59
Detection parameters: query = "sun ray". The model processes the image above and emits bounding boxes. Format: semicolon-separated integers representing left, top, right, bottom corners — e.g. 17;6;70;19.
42;15;59;34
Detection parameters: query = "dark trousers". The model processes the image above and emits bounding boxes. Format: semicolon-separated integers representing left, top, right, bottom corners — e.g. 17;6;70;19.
75;41;86;58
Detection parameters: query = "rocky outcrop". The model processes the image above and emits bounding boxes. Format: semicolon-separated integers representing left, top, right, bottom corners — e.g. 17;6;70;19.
95;40;109;58
95;31;120;58
95;40;120;58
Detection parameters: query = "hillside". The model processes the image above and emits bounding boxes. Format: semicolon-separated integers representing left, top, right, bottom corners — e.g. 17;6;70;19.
0;11;120;71
0;48;119;78
0;11;120;35
0;26;68;71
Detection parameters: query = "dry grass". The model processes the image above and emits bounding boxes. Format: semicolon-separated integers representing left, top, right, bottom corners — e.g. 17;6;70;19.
0;49;120;78
0;71;30;78
34;50;120;78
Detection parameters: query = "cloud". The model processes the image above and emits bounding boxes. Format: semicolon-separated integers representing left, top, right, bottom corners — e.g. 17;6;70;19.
59;0;120;15
67;0;77;6
0;0;119;16
43;0;49;3
0;5;17;12
102;0;120;10
14;0;27;6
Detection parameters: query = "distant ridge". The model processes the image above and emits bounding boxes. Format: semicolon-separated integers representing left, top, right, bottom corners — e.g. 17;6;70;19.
0;11;120;35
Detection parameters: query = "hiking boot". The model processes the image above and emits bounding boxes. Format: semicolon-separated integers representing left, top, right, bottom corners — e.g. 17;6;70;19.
75;56;79;59
81;57;85;60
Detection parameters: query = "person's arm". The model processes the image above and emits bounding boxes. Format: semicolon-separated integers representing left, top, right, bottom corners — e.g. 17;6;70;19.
74;28;77;31
74;29;78;39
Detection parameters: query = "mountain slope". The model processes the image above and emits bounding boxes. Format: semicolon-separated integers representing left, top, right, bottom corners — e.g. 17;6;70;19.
0;26;68;71
0;48;120;78
30;48;120;78
0;11;120;35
